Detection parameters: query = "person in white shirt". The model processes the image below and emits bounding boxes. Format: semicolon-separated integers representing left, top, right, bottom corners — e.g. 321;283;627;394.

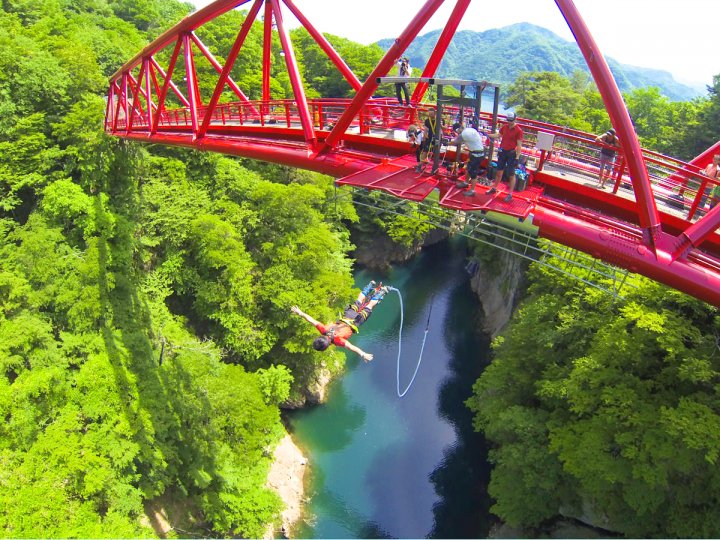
451;121;486;197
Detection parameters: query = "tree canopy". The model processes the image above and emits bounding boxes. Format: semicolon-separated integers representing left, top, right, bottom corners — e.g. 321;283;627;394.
2;0;720;535
0;0;375;535
467;253;720;537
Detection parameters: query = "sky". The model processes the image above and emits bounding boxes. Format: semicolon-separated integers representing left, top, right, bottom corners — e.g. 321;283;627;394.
188;0;719;88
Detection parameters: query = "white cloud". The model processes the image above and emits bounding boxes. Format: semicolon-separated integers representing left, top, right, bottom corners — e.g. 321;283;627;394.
188;0;719;87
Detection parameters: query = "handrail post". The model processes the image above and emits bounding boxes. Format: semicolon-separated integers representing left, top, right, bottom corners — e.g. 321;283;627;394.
687;177;709;220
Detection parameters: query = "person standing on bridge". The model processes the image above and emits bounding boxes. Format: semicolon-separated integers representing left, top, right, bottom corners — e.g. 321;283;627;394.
415;108;442;173
395;57;412;107
485;112;524;203
291;281;388;362
701;154;720;210
595;128;620;189
452;121;486;197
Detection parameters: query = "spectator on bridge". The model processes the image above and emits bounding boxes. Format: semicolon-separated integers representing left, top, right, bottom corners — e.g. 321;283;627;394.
452;121;486;197
595;128;620;188
407;124;424;167
485;112;524;203
290;281;388;362
395;57;411;107
415;108;441;173
701;154;720;209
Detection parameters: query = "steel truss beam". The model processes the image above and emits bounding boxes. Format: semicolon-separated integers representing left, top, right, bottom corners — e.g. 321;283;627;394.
104;0;720;307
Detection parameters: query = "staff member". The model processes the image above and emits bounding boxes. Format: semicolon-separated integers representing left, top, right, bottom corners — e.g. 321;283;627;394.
485;112;524;203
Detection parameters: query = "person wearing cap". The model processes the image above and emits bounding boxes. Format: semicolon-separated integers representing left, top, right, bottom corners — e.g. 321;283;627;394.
595;128;620;188
451;121;486;197
485;112;524;203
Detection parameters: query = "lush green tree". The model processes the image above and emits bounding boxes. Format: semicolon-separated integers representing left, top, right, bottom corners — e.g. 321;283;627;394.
467;256;720;537
693;74;720;157
506;71;582;127
0;0;317;535
257;365;294;407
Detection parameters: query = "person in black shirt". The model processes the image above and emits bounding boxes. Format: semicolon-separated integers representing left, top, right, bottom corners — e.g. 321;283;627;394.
595;128;620;188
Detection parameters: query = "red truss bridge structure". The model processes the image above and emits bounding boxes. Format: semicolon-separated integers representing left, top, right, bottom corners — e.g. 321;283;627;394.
104;0;720;307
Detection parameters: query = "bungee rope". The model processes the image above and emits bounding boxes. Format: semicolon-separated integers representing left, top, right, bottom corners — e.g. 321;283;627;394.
387;287;433;397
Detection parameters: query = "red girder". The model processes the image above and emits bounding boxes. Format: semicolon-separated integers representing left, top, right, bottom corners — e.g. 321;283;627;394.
269;0;316;147
104;0;720;306
262;1;272;105
197;0;263;138
322;0;447;151
411;0;471;103
281;0;362;92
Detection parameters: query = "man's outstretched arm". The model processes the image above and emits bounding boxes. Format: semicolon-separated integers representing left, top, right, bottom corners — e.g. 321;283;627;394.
290;305;322;327
343;341;374;363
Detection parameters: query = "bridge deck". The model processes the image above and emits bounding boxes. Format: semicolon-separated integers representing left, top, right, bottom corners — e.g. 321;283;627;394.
335;154;438;201
336;154;541;219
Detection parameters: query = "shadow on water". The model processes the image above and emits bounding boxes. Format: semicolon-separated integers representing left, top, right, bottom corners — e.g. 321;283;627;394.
430;278;496;538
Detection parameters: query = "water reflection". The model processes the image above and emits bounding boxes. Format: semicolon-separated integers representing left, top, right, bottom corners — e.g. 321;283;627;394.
303;467;393;538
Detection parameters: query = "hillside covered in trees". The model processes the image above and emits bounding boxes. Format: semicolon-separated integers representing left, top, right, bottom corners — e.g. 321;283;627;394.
1;0;720;536
0;0;365;536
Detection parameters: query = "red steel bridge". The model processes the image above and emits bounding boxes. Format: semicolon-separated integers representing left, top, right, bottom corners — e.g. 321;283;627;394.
104;0;720;307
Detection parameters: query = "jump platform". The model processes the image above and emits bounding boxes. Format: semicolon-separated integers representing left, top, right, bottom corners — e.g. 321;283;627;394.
335;154;542;220
334;154;438;201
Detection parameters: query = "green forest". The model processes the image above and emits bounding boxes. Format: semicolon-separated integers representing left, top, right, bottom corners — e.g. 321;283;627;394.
0;0;719;536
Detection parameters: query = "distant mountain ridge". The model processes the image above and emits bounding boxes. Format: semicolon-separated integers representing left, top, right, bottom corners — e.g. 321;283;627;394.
377;23;701;101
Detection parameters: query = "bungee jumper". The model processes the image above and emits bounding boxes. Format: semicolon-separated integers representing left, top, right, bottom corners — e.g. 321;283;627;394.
291;281;389;362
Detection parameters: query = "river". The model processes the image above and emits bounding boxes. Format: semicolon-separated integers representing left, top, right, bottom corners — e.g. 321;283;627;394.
288;239;497;538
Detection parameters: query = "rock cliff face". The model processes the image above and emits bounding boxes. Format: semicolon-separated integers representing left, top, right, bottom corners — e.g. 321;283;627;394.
352;228;448;268
283;364;336;409
354;227;528;336
468;247;528;337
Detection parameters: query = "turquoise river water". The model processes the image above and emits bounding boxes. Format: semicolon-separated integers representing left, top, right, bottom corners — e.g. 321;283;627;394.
289;239;497;538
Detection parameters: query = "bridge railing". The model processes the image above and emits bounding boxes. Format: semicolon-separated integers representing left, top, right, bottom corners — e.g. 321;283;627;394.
116;97;427;134
509;119;719;222
110;97;719;223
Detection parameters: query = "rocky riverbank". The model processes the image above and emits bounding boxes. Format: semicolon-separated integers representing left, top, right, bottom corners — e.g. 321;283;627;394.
265;434;307;539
